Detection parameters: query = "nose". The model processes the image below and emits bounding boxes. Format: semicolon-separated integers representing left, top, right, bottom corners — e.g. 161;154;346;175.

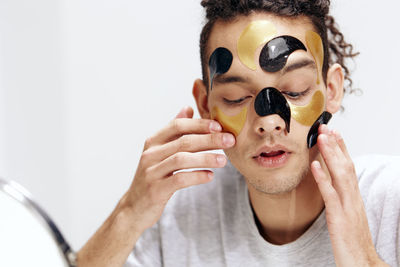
254;114;287;135
254;87;291;133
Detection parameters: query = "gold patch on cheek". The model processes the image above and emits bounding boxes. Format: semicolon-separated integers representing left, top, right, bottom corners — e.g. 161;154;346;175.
289;90;324;126
211;106;247;137
306;31;324;85
237;20;277;70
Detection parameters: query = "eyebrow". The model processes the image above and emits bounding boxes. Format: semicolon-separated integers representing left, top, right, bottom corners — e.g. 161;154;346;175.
282;59;317;75
212;74;247;85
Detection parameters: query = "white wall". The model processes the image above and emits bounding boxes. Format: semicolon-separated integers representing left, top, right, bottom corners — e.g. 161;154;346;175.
0;0;399;250
0;0;71;237
62;0;203;248
329;1;400;156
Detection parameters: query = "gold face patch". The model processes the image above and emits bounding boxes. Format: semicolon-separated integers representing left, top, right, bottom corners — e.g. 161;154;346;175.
211;106;248;137
289;90;325;126
237;20;277;70
306;31;324;84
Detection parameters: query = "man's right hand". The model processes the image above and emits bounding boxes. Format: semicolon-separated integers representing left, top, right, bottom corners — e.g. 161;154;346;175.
120;106;236;234
77;106;235;267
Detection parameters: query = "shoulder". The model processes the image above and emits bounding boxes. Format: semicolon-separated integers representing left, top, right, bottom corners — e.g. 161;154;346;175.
354;154;400;194
354;154;400;216
354;155;400;264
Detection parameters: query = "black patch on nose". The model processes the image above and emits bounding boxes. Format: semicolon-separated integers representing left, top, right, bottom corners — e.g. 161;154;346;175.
307;111;332;148
254;87;291;133
259;36;307;73
208;47;233;90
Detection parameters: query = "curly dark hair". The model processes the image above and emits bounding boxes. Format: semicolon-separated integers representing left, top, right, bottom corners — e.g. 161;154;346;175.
199;0;359;94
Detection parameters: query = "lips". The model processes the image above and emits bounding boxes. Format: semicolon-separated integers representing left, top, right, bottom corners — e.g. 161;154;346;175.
253;146;291;168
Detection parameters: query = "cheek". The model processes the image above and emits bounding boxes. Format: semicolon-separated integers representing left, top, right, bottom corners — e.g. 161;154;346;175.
290;120;311;146
223;134;248;168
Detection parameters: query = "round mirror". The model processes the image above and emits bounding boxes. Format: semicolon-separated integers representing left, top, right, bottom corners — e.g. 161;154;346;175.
0;178;76;267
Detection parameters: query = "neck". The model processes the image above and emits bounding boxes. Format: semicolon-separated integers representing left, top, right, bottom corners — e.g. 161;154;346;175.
247;155;327;245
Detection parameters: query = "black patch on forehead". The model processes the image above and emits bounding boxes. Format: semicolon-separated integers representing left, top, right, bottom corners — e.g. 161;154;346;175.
208;47;233;90
254;87;291;133
259;36;307;73
307;111;332;148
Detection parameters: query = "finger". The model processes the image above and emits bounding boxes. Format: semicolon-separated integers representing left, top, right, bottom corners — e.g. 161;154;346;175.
318;133;345;171
311;161;342;212
149;152;227;179
329;131;360;201
143;132;235;165
318;124;330;135
319;125;350;157
317;134;356;202
145;118;222;149
175;106;194;119
332;130;351;160
160;170;214;197
320;125;352;163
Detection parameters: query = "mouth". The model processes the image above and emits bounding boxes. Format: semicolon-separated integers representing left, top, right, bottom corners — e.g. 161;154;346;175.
252;147;291;168
259;150;285;157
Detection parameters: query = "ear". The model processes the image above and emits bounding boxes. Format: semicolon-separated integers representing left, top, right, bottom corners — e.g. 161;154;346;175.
325;63;344;114
192;79;211;119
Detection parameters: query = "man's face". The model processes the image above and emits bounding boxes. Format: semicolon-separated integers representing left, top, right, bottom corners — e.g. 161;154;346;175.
206;13;328;194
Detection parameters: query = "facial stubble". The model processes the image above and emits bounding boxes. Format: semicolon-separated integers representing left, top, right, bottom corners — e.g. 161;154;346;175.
247;159;310;195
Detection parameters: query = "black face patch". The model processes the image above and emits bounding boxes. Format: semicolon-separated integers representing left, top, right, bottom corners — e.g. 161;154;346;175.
259;36;307;73
208;47;233;90
306;111;332;148
254;87;291;133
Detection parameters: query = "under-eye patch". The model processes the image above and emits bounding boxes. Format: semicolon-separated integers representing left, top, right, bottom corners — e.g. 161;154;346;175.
254;87;291;133
289;90;325;126
208;47;233;90
259;36;307;73
211;106;248;137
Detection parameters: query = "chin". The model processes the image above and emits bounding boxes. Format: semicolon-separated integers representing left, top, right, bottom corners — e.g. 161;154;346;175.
246;173;305;195
230;155;310;195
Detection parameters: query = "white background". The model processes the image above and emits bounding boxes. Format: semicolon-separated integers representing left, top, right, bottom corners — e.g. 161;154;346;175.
0;0;399;250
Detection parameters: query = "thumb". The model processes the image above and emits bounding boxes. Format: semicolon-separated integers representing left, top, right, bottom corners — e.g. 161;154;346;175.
175;106;194;119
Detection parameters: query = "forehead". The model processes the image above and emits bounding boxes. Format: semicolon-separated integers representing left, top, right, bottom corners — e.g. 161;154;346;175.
207;12;317;61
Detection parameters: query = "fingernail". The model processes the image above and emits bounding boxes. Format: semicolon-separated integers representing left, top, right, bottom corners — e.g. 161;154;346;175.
312;161;321;170
223;134;235;147
210;121;222;132
315;161;322;169
216;154;226;165
208;172;214;180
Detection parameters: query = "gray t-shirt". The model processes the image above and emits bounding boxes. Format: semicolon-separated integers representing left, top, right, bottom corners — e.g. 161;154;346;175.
125;155;400;266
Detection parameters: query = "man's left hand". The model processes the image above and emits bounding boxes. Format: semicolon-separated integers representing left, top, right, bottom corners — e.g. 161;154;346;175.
310;124;389;267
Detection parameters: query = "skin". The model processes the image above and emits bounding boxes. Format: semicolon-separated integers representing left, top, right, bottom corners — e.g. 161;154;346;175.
77;12;389;267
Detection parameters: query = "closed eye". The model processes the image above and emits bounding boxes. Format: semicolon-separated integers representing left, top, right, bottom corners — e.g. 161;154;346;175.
282;88;310;99
223;96;252;105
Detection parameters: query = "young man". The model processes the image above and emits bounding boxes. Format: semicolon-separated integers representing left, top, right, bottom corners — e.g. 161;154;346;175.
78;1;399;266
